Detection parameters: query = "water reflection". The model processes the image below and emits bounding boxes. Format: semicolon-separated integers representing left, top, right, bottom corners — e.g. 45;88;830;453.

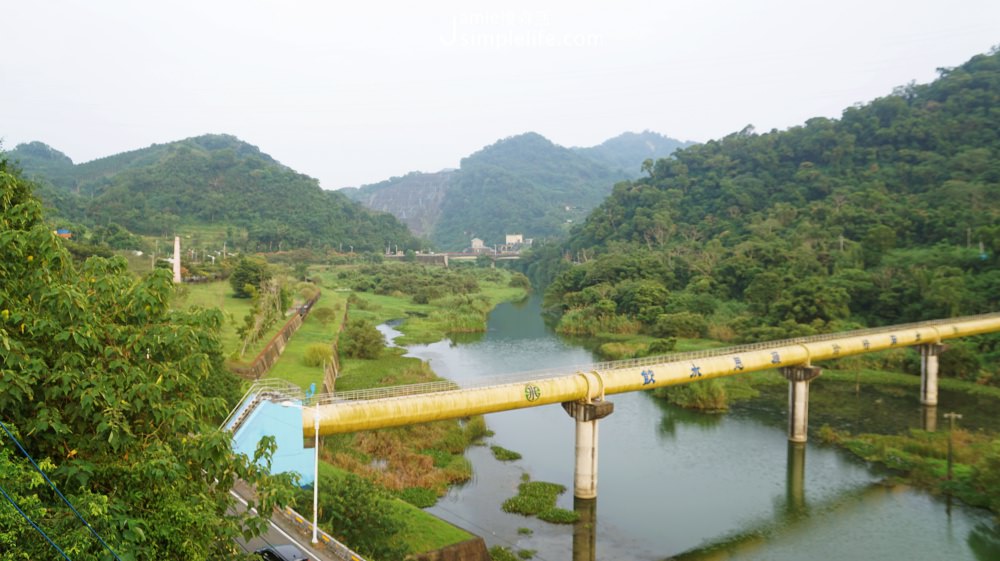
655;396;725;441
573;497;597;561
968;523;1000;561
922;405;938;432
785;442;807;516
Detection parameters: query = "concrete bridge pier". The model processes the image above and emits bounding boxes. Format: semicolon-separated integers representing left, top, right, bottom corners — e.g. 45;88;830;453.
920;344;945;406
562;400;614;499
780;365;822;443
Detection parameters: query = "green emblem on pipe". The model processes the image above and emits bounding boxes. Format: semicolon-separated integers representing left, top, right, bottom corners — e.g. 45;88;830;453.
524;384;541;402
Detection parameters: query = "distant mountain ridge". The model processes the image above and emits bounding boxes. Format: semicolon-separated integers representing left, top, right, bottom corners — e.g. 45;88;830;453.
344;130;692;250
572;130;693;178
8;134;418;252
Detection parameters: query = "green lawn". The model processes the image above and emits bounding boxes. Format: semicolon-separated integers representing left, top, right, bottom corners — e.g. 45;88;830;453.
267;291;349;391
171;281;283;361
337;349;439;392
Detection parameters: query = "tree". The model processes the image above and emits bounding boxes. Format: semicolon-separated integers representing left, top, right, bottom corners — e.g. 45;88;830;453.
229;256;271;298
311;306;338;326
340;319;384;359
301;474;406;561
0;158;292;560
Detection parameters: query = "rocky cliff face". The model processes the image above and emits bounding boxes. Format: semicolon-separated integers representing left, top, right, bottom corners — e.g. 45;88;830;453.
344;170;454;239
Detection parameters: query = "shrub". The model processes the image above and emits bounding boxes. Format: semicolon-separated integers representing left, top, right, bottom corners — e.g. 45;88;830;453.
311;306;338;326
646;338;677;356
940;342;984;381
396;486;438;508
509;272;532;289
651;312;707;338
229;257;271;298
341;318;384;359
303;344;333;367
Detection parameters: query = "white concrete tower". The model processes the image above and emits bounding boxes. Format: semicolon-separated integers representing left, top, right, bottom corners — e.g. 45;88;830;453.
173;236;181;283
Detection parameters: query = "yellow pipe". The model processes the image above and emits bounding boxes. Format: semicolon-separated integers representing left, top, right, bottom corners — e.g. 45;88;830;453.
304;313;1000;436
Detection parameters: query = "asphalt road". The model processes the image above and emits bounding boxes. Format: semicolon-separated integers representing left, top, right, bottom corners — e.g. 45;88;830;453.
230;489;334;561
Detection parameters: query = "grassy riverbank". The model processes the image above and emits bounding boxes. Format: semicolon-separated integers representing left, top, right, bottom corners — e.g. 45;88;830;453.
312;262;529;345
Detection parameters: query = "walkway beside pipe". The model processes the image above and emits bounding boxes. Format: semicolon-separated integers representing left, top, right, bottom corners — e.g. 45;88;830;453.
284;312;1000;498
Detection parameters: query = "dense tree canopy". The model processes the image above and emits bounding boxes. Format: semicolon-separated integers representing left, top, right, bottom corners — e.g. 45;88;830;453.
8;134;419;253
572;130;694;178
530;49;1000;364
431;132;624;250
0;157;292;560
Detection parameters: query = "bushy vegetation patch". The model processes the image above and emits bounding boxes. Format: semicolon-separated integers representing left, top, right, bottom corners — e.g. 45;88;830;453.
491;445;523;461
303;342;333;367
502;478;580;524
396;486;438;508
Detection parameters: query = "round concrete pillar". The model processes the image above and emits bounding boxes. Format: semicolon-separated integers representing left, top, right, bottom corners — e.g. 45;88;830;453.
920;344;944;406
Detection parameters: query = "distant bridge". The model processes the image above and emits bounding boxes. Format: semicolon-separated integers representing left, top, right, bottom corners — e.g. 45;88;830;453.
382;252;520;267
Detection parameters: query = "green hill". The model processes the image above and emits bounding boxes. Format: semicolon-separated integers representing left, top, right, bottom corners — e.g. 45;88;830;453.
8;134;419;252
346;131;689;251
532;49;1000;345
431;132;622;250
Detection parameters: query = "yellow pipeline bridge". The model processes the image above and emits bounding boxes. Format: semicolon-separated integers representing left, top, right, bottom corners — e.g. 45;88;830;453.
282;312;1000;499
305;312;1000;436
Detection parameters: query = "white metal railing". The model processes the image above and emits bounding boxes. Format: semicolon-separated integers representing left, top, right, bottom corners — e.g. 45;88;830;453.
220;379;306;431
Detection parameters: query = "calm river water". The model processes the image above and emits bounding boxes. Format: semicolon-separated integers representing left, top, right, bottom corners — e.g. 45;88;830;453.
380;296;1000;561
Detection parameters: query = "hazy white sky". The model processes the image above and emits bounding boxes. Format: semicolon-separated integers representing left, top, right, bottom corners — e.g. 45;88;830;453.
3;1;998;188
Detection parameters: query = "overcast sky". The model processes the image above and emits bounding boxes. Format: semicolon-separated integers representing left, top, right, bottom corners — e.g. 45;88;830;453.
3;1;998;189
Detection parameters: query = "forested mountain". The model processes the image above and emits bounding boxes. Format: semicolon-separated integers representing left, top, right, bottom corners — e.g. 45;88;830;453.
345;131;689;251
530;49;1000;348
431;132;622;249
573;130;694;178
7;134;419;252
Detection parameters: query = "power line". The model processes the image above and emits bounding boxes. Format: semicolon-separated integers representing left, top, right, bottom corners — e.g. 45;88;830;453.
0;420;124;561
0;483;73;561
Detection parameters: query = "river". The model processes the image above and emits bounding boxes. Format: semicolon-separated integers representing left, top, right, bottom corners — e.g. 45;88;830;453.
379;296;1000;560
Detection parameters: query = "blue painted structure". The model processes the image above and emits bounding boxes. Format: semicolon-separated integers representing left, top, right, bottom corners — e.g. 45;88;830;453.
230;398;315;486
